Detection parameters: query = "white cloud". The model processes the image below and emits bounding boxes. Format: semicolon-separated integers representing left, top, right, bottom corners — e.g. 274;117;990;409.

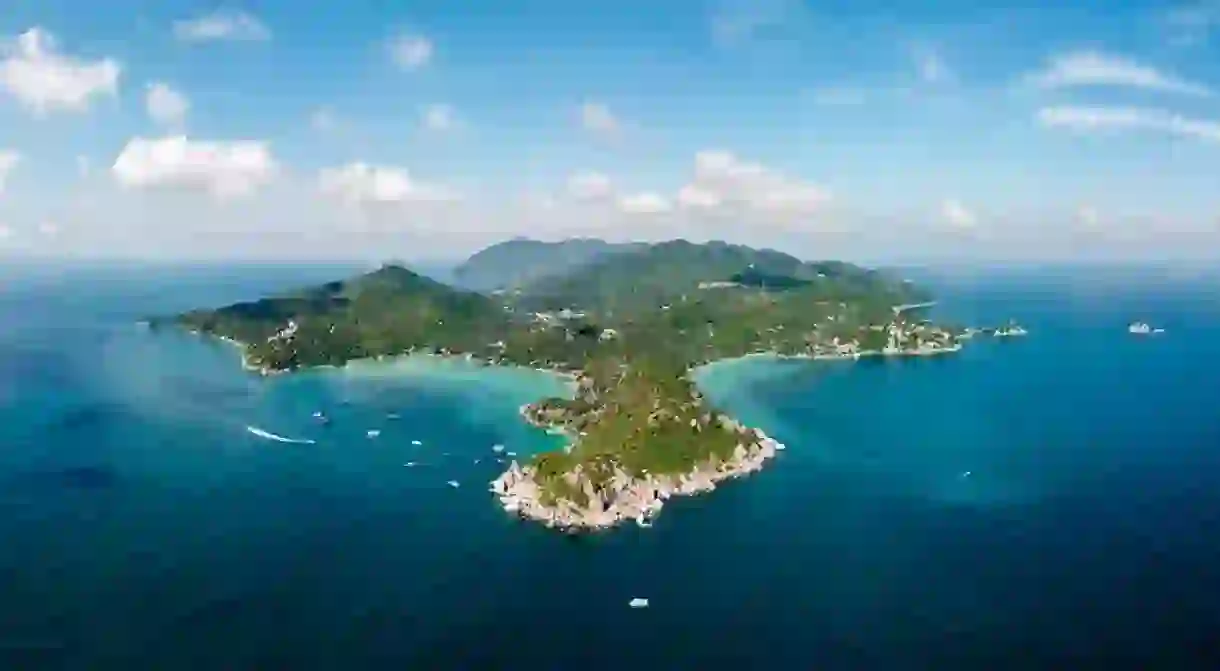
111;136;277;198
422;104;457;132
0;28;120;114
146;82;188;128
676;184;722;209
567;171;614;200
173;10;270;42
684;150;830;214
0;150;20;192
941;198;976;228
1027;51;1212;96
618;192;672;215
318;163;457;204
389;33;433;70
580;101;620;134
1038;105;1220;143
520;192;559;211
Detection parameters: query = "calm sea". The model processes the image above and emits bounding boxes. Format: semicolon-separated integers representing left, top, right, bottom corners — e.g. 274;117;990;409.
2;262;1218;669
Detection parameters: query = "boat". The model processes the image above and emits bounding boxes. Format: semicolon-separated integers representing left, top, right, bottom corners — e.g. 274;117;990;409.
447;480;460;488
1128;322;1152;335
628;597;649;608
366;429;381;438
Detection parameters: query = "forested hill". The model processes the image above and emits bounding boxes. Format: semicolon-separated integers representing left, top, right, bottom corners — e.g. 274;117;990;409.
516;239;927;314
163;238;932;373
167;264;509;370
451;237;642;291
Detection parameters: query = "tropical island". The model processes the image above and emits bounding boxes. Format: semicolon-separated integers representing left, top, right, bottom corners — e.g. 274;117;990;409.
154;238;1022;531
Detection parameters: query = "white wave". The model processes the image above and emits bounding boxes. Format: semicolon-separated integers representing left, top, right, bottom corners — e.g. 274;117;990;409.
245;425;316;444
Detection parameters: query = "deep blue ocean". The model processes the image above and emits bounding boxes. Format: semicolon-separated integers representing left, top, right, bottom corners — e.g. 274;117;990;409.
2;262;1219;669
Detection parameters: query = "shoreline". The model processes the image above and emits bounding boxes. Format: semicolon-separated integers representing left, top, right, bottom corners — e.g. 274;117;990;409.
187;327;581;392
492;343;965;532
490;420;785;532
179;324;973;534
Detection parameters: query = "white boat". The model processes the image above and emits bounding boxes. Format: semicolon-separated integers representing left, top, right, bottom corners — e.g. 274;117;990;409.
628;597;649;609
447;480;460;488
411;439;423;446
1128;322;1152;335
366;429;381;438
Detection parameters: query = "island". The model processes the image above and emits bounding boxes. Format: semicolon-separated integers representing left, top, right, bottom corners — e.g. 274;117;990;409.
153;238;1019;532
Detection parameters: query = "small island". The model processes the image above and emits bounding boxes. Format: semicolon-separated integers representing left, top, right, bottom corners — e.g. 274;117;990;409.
154;238;1020;532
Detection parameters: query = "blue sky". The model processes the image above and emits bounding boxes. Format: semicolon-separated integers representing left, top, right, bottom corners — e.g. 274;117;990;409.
1;0;1218;262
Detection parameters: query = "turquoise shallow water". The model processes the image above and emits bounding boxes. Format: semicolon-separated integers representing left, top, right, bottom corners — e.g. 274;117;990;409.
2;263;1219;668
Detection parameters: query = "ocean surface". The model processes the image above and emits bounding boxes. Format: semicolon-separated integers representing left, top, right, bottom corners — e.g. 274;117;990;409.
2;262;1219;668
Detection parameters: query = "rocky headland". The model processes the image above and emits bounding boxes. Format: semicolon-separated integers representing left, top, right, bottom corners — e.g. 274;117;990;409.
490;413;783;531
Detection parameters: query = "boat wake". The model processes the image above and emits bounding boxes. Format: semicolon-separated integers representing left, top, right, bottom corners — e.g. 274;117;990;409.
245;425;316;444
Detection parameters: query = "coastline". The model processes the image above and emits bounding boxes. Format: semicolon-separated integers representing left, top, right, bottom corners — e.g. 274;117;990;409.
187;327;581;394
179;324;979;534
491;343;965;532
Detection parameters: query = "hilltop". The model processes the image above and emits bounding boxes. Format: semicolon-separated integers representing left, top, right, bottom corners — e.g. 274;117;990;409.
167;238;993;531
451;237;642;292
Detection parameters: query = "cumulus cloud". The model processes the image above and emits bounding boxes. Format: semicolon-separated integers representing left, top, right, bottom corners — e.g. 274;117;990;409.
318;163;457;204
618;192;672;215
676;184;722;209
0;150;19;192
567;171;614;201
580;101;620;134
389;33;433;70
421;104;457;132
684;150;830;214
1026;51;1212;96
173;10;270;42
146;82;188;128
111;136;277;198
941;198;976;228
1038;105;1220;143
0;28;120;114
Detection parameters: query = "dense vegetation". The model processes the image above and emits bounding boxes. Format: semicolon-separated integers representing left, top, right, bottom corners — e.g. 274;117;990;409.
451;237;642;291
165;238;953;502
515;239;928;316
